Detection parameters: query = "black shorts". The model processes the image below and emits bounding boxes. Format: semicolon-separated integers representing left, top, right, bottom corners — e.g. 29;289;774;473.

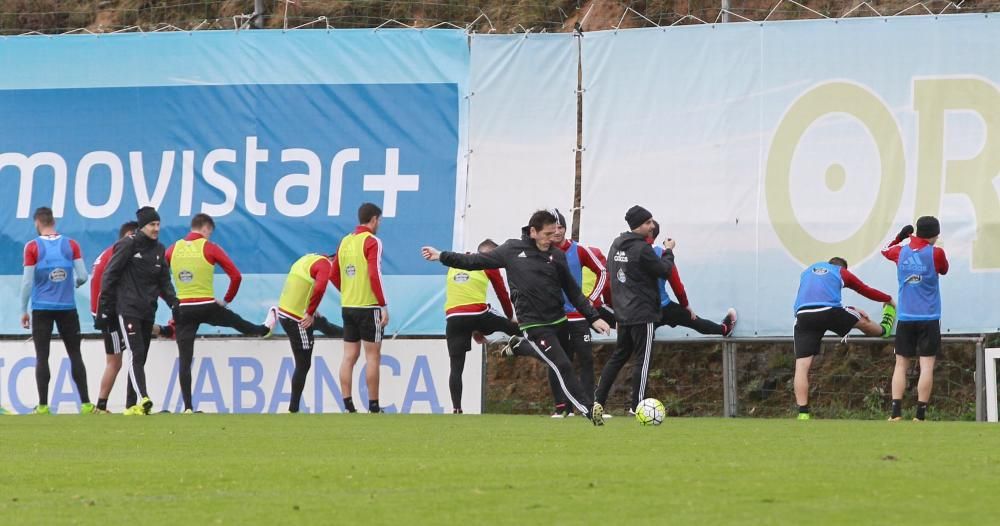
793;306;861;358
103;328;123;355
445;310;518;356
342;307;384;343
894;320;941;358
93;315;123;355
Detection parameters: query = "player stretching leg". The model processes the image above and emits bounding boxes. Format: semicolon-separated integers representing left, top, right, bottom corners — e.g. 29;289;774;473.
166;213;272;413
648;221;737;338
272;253;337;413
443;239;518;414
792;257;895;420
881;218;948;422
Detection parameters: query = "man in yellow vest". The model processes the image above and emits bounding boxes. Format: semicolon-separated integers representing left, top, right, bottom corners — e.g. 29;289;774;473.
444;238;518;414
272;252;339;413
331;203;389;414
166;213;271;413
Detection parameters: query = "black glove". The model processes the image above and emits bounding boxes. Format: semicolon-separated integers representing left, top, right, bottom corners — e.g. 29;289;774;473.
895;225;914;242
94;310;114;332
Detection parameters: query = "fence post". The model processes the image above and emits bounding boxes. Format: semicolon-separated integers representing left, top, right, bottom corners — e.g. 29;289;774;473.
976;336;985;422
722;341;738;417
481;342;488;415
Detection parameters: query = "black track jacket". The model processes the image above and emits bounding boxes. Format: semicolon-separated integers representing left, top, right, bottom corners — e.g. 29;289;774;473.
439;229;600;330
607;232;675;325
98;232;179;322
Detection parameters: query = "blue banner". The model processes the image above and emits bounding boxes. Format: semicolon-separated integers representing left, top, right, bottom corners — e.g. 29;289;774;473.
0;30;469;335
0;83;458;274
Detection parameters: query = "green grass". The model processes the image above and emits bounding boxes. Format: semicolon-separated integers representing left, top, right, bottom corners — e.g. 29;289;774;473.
2;415;998;525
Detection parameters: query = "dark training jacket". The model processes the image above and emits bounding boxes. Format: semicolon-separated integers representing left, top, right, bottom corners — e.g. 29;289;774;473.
607;232;675;325
98;231;179;322
439;229;600;329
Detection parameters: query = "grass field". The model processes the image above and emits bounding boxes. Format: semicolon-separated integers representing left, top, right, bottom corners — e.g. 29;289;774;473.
2;414;998;525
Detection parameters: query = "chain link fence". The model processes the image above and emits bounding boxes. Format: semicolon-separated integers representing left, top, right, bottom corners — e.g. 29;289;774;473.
4;0;1000;35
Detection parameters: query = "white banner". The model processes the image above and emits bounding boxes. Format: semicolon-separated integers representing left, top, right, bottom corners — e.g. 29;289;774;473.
465;34;579;249
0;338;479;414
581;16;1000;336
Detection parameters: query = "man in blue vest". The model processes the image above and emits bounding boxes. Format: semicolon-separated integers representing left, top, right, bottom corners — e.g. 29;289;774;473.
546;209;607;418
881;217;949;421
649;221;737;337
20;206;93;414
792;257;895;420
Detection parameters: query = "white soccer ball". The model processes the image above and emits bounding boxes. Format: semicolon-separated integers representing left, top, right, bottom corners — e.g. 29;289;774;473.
635;398;666;426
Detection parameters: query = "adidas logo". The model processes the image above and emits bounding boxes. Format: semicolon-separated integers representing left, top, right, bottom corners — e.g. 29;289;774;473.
613;250;628;263
517;251;527;258
901;254;926;272
133;253;142;259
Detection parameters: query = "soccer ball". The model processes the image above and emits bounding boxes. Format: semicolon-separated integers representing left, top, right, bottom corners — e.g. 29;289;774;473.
635;398;666;426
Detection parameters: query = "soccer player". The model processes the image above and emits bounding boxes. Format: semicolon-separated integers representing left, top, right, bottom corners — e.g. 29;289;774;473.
594;206;677;416
92;222;174;414
332;203;389;414
791;257;895;420
96;206;181;415
20;206;92;414
422;209;613;426
92;223;175;414
166;213;272;413
881;217;948;422
546;209;607;418
443;238;518;414
649;220;737;337
272;253;340;413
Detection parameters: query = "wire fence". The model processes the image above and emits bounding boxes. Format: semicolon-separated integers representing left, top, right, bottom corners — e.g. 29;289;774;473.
3;0;1000;36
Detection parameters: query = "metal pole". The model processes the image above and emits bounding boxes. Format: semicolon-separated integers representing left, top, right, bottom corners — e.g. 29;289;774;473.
253;0;265;29
481;342;488;414
721;0;731;23
722;342;738;417
976;336;985;422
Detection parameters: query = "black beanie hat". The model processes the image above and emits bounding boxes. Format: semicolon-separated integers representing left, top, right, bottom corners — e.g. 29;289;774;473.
136;206;160;229
549;208;567;228
625;205;652;230
915;216;940;239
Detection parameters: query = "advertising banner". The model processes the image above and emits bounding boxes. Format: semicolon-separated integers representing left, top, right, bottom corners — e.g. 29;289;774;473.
581;15;1000;336
0;338;476;414
0;29;469;335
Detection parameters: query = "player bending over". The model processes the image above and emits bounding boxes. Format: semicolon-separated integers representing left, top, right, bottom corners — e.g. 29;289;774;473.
792;257;895;420
442;239;518;414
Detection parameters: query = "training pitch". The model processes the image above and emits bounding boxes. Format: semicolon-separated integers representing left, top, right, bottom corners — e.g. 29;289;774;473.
1;415;996;524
